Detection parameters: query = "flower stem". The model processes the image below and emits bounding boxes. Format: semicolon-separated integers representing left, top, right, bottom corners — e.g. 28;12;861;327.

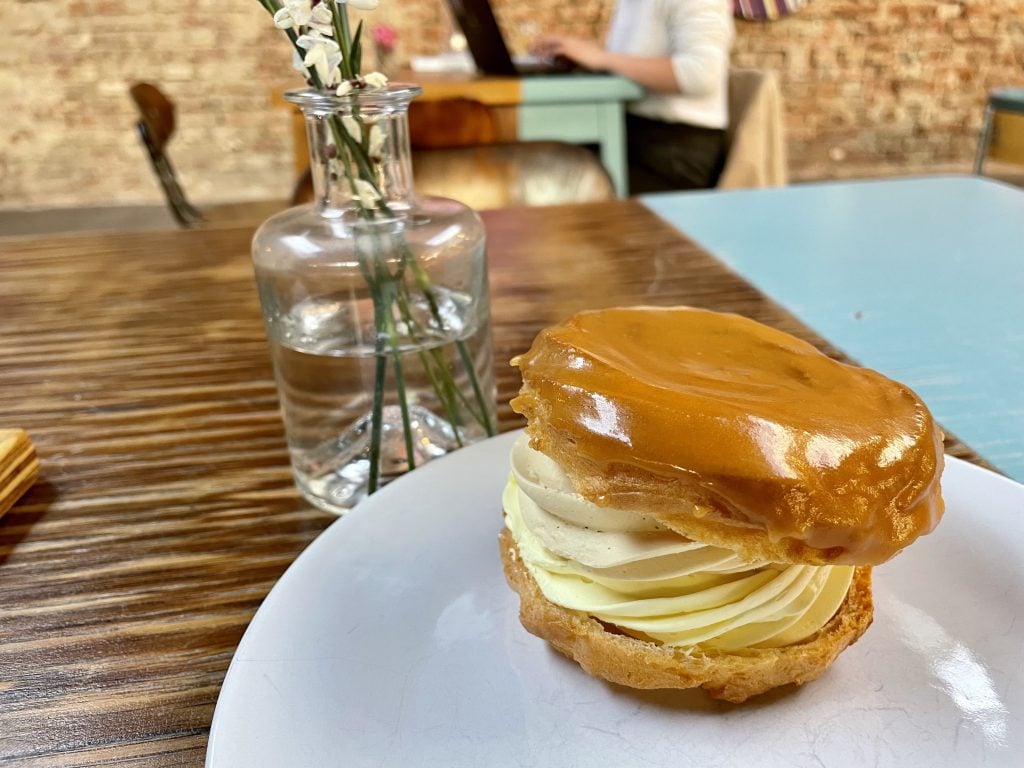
457;340;495;436
379;282;417;471
367;351;388;493
402;252;496;436
329;0;354;80
391;286;468;447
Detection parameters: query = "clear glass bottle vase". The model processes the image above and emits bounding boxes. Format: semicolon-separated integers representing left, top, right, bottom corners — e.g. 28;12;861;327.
252;86;496;515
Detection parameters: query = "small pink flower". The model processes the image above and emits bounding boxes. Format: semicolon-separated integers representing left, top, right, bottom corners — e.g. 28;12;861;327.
372;24;397;53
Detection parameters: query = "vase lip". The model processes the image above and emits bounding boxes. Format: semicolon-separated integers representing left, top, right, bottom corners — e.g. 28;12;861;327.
285;84;422;112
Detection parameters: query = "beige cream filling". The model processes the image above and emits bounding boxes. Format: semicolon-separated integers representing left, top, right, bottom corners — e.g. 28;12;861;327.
504;435;854;651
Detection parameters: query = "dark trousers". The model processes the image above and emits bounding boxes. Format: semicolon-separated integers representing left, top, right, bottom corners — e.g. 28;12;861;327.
626;113;727;193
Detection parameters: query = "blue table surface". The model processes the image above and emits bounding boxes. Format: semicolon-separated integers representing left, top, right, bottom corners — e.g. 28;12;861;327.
641;175;1024;481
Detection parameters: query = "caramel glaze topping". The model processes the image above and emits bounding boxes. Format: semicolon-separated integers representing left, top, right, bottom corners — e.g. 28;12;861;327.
511;307;945;565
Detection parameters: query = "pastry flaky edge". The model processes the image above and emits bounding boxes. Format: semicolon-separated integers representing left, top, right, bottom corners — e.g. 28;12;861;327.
499;529;874;704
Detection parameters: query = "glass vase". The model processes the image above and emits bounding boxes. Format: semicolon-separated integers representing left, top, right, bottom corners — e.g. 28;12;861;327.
252;85;496;515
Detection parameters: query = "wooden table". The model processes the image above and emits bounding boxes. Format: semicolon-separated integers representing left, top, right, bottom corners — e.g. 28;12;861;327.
0;200;986;765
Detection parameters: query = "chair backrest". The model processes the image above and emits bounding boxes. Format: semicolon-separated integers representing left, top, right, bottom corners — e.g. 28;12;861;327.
717;68;788;190
130;83;175;152
129;82;204;228
291;141;615;209
408;98;498;149
412;141;616;209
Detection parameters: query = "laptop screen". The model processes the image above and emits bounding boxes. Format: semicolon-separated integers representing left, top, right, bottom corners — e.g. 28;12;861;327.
445;0;517;76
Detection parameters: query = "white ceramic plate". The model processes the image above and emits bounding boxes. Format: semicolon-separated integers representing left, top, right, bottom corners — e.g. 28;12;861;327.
207;431;1024;767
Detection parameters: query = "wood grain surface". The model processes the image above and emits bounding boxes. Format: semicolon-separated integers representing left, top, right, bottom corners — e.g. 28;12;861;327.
0;200;985;766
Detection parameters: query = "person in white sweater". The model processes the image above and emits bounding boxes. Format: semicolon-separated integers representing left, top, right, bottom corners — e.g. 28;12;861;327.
533;0;734;192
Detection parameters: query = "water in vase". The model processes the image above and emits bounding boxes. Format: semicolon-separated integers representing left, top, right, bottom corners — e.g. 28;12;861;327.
263;287;496;514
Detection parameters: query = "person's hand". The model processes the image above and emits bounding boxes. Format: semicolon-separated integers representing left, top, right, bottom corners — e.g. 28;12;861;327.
531;35;609;71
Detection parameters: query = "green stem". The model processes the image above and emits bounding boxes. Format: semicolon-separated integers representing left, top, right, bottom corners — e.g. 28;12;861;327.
360;214;388;494
380;283;416;471
391;280;487;432
456;339;495;436
337;2;354;74
329;0;354;80
403;254;496;436
388;239;494;436
423;350;465;447
391;286;468;446
366;351;387;493
332;120;382;195
363;224;426;482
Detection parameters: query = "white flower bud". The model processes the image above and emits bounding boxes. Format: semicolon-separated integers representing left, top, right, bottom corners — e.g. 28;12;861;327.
273;8;295;29
303;46;324;69
308;4;333;35
342;115;363;144
368;124;385;159
362;71;388;89
285;0;314;25
310;4;333;24
351;178;381;208
336;80;354;97
295;34;342;84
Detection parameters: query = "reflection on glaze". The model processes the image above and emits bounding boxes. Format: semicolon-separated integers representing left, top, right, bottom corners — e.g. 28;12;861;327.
511;306;945;564
881;592;1009;749
580;393;632;446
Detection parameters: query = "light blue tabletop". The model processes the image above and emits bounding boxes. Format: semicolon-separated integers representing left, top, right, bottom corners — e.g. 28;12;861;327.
519;74;643;103
641;175;1024;481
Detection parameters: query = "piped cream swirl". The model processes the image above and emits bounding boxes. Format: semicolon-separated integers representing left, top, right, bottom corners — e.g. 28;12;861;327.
505;434;854;651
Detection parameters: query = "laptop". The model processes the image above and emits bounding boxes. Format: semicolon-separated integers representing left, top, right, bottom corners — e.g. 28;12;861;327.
445;0;585;76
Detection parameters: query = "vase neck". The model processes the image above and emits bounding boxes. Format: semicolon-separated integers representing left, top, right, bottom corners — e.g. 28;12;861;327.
288;87;421;218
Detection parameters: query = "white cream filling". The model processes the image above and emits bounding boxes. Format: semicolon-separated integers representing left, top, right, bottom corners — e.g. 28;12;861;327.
505;434;854;651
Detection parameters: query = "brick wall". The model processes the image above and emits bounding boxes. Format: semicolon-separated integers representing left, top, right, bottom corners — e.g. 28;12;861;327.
1;0;298;208
2;0;1021;208
732;0;1024;180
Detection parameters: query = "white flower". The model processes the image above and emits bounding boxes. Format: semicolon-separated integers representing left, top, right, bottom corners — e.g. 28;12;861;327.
346;0;381;10
336;80;354;97
273;7;294;28
351;178;380;208
367;124;385;159
273;0;314;29
362;71;388;89
295;34;342;84
341;115;362;143
308;4;334;36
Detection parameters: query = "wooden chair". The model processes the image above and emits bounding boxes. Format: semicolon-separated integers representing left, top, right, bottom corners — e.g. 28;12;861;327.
291;96;614;209
408;98;498;149
413;141;615;209
407;97;615;206
129;83;290;229
129;83;204;228
290;140;615;210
